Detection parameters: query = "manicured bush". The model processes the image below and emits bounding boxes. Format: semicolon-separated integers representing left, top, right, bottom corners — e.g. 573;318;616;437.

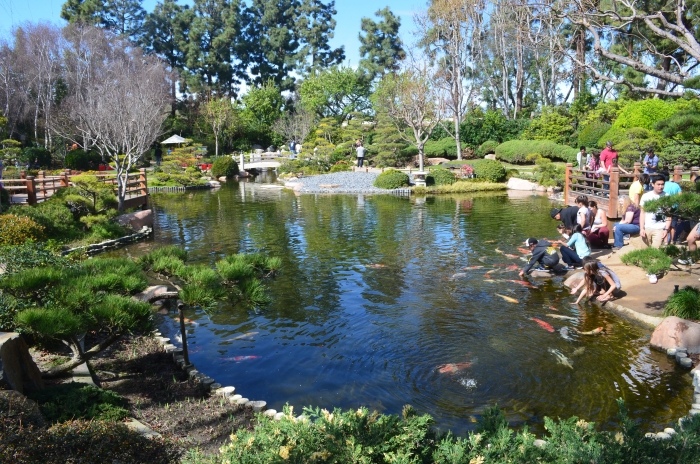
612;99;679;130
64;150;102;171
664;286;700;320
373;169;410;189
424;137;457;158
578;121;611;148
211;156;240;178
471;159;507;182
531;157;565;187
495;140;578;164
9;199;81;240
476;140;499;157
330;160;352;172
426;167;456;186
620;247;673;275
659;143;700;170
28;383;129;423
0;214;45;246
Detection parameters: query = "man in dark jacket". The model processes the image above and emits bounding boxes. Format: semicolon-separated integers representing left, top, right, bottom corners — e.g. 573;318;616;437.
551;206;578;230
519;238;560;277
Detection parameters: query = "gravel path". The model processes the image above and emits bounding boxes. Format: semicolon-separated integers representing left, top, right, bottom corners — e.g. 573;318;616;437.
288;171;411;194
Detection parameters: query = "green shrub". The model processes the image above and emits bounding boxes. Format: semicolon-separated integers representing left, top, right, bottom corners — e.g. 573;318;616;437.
424;137;457;158
471;159;506;182
330;160;352;172
28;383;129;423
664;286;700;320
521;107;575;145
373;169;410;189
0;214;45;246
211;156;240;178
578;121;611;148
476;140;500;157
659;143;700;170
531;157;565;187
9;200;81;240
612;99;679;130
22;146;52;168
495;140;578;164
64;150;102;171
597;126;665;167
620;247;673;275
416;181;507;194
426;167;456;186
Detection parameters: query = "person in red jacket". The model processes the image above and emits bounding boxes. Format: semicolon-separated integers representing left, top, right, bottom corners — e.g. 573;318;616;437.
599;141;617;194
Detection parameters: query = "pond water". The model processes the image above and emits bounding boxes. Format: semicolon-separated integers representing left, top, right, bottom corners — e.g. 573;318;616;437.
121;178;691;435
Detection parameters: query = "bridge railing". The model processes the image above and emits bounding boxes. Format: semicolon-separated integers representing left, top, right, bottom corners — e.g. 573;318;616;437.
564;162;700;219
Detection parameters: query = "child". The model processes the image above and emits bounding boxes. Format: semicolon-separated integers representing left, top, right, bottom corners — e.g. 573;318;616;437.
557;224;591;271
571;257;622;304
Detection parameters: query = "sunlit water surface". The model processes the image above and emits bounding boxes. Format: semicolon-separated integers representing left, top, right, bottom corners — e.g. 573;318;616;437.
117;177;691;435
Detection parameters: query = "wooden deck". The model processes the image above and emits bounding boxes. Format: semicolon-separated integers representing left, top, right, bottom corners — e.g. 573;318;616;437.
564;162;699;219
3;169;149;210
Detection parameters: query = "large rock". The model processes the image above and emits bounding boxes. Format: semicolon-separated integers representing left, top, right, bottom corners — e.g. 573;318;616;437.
133;285;179;303
563;271;585;289
484;154;497;160
506;177;538;191
651;316;700;354
0;332;44;394
115;209;153;231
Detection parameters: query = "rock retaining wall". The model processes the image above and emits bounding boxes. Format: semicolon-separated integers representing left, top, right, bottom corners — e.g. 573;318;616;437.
61;226;153;256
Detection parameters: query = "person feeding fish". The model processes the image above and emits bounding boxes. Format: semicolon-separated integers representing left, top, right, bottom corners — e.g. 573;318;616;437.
519;238;560;277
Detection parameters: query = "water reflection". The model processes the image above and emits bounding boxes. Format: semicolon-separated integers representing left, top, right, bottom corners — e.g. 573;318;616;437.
127;181;693;435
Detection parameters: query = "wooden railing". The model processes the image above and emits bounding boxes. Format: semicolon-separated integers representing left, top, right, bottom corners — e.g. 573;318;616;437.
4;168;148;207
564;162;700;219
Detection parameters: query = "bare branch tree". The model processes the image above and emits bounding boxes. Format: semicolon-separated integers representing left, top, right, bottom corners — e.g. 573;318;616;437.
272;108;315;146
54;25;172;212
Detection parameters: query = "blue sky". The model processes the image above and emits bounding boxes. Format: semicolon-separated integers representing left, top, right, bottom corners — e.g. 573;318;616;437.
0;0;420;66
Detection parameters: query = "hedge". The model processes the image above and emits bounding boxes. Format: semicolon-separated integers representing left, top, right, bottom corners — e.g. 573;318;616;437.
424;137;457;158
494;140;578;164
476;140;499;157
578;121;611;149
211;156;240;178
373;169;410;189
471;159;507;182
426;167;456;186
65;150;102;171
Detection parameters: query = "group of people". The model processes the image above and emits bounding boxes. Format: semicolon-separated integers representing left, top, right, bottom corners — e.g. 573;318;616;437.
288;140;302;155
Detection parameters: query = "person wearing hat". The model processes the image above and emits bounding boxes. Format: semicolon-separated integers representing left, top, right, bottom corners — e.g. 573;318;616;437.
550;206;579;230
519;238;560;277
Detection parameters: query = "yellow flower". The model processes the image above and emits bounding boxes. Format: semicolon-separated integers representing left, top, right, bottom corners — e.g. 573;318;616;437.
279;446;290;460
469;456;485;464
615;432;624;444
576;419;590;429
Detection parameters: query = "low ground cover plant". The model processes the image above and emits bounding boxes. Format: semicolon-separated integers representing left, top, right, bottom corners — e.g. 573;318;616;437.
620;247;673;275
28;383;129;423
664;286;700;320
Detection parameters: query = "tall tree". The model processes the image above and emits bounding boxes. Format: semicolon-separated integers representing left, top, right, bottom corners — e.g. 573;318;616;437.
295;0;345;74
181;0;242;96
358;7;405;81
141;0;190;113
240;80;284;146
203;97;235;157
102;0;146;41
61;0;108;26
299;66;371;121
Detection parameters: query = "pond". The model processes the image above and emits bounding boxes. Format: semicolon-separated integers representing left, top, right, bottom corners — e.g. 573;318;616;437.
121;178;691;435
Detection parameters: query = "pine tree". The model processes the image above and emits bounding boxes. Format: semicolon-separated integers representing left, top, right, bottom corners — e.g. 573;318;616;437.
358;7;405;82
370;114;409;167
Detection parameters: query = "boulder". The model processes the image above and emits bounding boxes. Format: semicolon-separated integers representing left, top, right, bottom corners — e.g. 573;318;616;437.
484;154;497;160
563;271;585;289
206;180;221;188
133;285;179;303
650;316;700;354
506;177;538;191
427;157;450;165
0;332;44;394
115;209;153;231
218;176;228;182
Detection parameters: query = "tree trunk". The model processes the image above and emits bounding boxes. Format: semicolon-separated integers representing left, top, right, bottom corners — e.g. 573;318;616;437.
454;117;462;160
656;56;672;91
43;332;124;377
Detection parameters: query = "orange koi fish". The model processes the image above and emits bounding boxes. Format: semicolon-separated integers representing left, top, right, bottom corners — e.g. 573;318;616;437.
531;318;555;333
437;362;472;374
504;253;519;259
509;280;537;289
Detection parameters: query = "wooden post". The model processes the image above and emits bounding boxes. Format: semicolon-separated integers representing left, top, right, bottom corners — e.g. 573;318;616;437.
25;176;37;205
633;162;641;177
564;163;572;206
691;166;699;182
139;168;148;196
177;300;190;366
609;167;619;218
673;165;683;183
60;170;69;188
20;170;26;179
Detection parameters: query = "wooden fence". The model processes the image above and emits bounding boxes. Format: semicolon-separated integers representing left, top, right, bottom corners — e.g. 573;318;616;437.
564;162;700;219
3;168;149;210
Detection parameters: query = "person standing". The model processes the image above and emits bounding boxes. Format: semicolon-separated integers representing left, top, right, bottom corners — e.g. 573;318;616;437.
154;143;163;166
639;175;672;251
577;146;587;170
660;170;682;243
643;149;659;174
356;141;365;168
600;141;618;193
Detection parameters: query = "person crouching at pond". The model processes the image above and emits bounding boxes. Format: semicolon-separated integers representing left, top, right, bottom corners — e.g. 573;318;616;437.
519;238;560;277
571;257;622;304
556;224;591;271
